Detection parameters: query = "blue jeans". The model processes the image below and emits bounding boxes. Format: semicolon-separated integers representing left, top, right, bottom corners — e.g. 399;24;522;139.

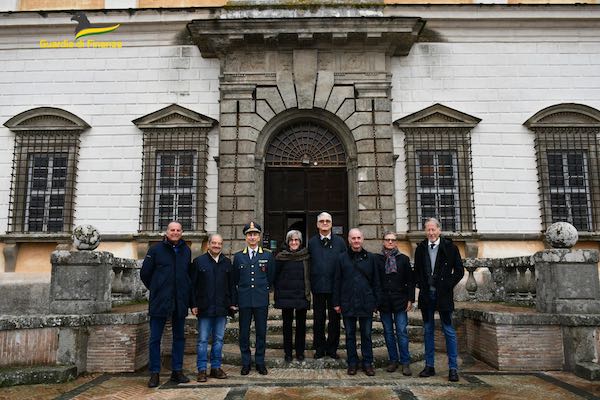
196;316;227;371
380;310;410;364
148;316;186;373
343;316;373;367
421;290;458;370
239;307;268;367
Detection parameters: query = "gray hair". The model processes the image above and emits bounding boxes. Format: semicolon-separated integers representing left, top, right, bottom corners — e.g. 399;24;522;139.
285;230;303;244
316;212;332;222
383;231;397;240
423;217;441;229
207;233;223;243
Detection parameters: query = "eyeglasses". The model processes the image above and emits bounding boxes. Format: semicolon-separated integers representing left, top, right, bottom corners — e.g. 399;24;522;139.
383;238;396;242
318;220;331;224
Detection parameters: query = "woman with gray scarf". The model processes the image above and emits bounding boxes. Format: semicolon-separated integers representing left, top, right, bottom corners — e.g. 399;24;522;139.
377;231;415;376
274;230;311;362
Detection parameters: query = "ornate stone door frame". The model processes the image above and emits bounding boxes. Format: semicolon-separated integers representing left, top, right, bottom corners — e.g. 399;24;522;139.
188;16;424;252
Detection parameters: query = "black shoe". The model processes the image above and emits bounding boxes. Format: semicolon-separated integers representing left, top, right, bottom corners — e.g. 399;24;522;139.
169;370;190;384
240;365;251;375
314;351;325;359
284;354;293;362
347;366;357;375
449;368;459;382
327;352;340;360
419;366;436;378
256;364;268;375
148;373;160;388
296;353;305;361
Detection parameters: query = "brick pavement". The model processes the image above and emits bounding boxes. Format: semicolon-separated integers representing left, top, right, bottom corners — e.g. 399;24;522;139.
1;353;599;400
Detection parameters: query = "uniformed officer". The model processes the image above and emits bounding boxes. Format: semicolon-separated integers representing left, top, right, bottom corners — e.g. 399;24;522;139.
232;222;275;376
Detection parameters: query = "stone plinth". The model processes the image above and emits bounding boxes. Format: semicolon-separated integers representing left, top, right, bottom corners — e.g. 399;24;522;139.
534;249;600;314
49;250;114;315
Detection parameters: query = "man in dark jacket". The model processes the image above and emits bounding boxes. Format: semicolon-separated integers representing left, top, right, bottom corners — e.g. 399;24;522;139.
232;222;275;376
333;228;381;376
140;221;192;388
414;218;464;382
308;212;346;359
190;233;235;382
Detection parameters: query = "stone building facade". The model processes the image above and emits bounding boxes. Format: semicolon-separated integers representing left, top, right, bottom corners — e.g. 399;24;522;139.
1;0;600;272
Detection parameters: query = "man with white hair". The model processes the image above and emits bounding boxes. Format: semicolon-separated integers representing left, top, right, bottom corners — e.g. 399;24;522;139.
308;212;347;359
414;217;464;382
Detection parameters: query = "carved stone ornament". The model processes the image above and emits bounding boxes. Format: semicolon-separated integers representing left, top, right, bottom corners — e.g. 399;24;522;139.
72;224;101;250
545;222;578;249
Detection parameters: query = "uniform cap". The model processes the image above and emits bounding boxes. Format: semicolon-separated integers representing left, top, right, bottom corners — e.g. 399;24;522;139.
242;221;262;235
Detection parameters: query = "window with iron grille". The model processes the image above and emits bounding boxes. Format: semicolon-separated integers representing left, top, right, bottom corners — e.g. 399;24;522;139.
394;104;480;233
525;104;600;232
416;150;460;231
133;104;217;233
3;108;88;234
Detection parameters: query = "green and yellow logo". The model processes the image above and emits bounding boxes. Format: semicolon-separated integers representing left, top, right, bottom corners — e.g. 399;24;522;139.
40;12;122;49
71;12;120;40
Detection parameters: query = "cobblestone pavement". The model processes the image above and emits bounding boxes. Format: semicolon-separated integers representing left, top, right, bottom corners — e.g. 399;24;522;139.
1;353;599;400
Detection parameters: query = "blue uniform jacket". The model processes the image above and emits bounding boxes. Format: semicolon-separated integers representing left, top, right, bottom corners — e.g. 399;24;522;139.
232;246;275;308
140;239;192;319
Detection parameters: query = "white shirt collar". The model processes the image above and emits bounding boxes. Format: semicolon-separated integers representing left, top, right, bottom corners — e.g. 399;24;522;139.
320;234;331;240
429;238;441;247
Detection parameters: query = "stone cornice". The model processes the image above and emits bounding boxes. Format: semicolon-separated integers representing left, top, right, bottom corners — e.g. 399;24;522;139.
187;16;425;58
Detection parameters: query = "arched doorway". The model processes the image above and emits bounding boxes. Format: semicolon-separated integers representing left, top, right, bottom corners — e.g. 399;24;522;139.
263;121;348;251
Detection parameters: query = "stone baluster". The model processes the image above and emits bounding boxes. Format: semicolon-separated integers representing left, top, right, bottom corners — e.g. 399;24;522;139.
464;259;478;299
516;265;529;298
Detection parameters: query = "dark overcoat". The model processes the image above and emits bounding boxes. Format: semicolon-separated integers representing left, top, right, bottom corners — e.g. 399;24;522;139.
333;248;381;317
308;234;347;294
414;237;464;312
189;252;234;317
274;247;310;310
140;239;192;319
377;252;416;313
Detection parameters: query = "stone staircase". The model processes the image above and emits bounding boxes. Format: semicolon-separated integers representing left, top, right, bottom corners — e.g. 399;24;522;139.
180;307;426;369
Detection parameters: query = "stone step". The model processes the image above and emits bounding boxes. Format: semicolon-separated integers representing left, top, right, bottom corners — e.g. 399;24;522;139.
250;333;388;350
0;365;77;387
575;361;600;381
186;318;423;342
217;343;424;369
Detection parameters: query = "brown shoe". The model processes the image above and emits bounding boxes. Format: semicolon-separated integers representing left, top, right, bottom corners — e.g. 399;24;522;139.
209;368;228;379
363;365;375;376
347;366;357;375
196;370;207;383
386;362;398;373
402;363;412;376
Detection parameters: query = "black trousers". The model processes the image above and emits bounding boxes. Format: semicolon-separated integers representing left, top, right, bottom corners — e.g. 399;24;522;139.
282;308;307;357
312;293;341;355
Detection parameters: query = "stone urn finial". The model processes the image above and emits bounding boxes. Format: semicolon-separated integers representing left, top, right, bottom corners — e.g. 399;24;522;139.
545;222;578;249
72;224;101;250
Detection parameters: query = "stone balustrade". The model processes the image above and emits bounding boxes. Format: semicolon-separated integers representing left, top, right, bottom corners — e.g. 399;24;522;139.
462;255;536;306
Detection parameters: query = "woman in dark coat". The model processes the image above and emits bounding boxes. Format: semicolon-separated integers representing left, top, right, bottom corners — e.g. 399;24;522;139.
378;231;415;376
274;230;311;362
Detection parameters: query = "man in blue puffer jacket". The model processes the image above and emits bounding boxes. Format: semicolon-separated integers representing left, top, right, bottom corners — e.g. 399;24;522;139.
141;221;192;388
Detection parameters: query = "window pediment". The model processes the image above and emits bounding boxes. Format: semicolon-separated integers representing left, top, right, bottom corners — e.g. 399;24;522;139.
4;107;90;132
393;103;481;130
133;104;218;130
524;103;600;129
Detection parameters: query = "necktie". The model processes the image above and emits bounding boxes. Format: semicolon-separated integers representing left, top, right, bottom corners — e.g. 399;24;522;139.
250;250;255;260
430;243;435;249
322;237;330;247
